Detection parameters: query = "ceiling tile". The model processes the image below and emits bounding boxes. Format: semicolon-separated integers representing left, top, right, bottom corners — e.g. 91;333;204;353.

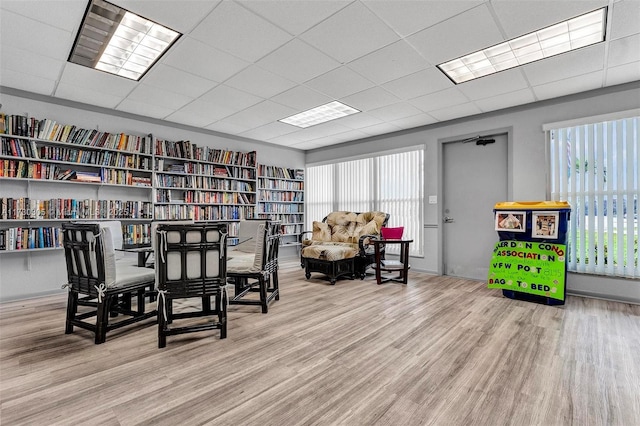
333;113;385;130
407;5;504;65
198;84;263;115
57;63;138;97
522;44;605;86
491;0;607;39
605;61;640;86
171;98;236;123
305;66;376;99
367;102;424;122
382;67;454;100
125;84;194;110
607;34;640;68
142;64;219;98
257;39;340;83
0;45;65;81
221;101;298;128
363;0;484;37
457;69;530;101
348;40;431;84
532;71;604;100
162;38;249;83
240;0;350;35
474;88;537;113
271;86;334;111
268;132;307;146
0;10;73;61
410;87;470;112
165;109;218;128
390;113;438;130
0;0;85;34
0;69;56;96
428;102;483;121
310;129;370;145
206;121;254;135
116;0;219;33
55;83;124;109
359;122;404;136
299;2;400;63
224;65;297;99
341;87;401;112
190;1;291;62
116;99;176;120
240;121;300;141
292;122;353;141
609;0;640;40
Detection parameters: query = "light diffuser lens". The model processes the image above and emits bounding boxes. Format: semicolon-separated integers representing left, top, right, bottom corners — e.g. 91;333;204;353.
279;101;360;128
438;8;606;84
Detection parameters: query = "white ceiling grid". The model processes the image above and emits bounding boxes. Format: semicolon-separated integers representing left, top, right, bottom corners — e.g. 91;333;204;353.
0;0;638;150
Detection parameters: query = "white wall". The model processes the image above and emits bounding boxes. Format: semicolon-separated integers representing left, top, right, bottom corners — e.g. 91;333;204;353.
306;82;640;304
0;89;306;301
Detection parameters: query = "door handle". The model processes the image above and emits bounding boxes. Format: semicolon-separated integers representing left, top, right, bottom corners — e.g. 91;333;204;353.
443;216;454;223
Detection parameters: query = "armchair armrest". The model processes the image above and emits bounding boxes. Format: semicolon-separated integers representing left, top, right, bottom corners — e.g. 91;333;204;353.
299;230;313;245
359;234;381;256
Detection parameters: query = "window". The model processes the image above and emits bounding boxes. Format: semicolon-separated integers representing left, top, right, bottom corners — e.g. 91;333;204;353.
306;147;424;256
548;114;638;278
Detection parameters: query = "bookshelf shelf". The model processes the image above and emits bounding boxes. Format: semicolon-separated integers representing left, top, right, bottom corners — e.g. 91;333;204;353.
1;114;155;252
153;139;257;222
257;164;305;248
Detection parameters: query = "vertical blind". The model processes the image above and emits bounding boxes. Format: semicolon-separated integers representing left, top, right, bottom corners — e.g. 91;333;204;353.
549;116;639;278
306;147;424;256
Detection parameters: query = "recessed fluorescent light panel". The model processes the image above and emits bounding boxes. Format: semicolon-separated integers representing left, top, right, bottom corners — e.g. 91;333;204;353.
68;0;181;81
279;101;360;128
438;7;607;84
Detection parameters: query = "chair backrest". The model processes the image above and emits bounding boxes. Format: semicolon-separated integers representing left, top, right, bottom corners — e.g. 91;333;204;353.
62;222;117;295
155;222;227;298
263;221;280;274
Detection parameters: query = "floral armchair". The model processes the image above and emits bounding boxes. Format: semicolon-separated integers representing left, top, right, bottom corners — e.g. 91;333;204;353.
299;211;389;285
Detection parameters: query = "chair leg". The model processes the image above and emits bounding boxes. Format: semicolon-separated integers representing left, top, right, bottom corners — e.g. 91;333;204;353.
273;270;280;301
95;294;112;344
65;291;78;334
218;289;227;339
259;276;269;314
202;296;211;313
137;288;145;314
158;297;168;348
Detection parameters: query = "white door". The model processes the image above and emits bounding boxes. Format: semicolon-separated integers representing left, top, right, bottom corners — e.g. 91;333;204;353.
443;134;508;280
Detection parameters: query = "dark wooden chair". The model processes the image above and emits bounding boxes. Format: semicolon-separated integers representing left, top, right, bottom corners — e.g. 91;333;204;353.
62;222;157;344
227;219;280;313
155;222;228;348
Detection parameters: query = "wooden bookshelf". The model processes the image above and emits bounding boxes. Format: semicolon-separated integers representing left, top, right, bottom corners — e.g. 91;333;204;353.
257;164;305;247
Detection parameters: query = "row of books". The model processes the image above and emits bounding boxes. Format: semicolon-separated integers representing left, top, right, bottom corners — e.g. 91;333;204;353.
0;226;63;251
154;205;256;221
258;165;304;180
1;115;153;154
1;139;153;171
259;203;304;213
258;190;304;202
0;160;151;186
154;139;257;167
1;198;153;220
279;224;304;236
258;178;304;191
155;174;254;191
257;214;304;224
155;190;254;205
122;223;151;247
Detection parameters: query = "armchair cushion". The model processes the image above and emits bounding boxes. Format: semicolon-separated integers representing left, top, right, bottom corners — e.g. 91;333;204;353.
311;221;331;242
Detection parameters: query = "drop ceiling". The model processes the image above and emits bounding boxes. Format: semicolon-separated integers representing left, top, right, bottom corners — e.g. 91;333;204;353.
1;0;639;151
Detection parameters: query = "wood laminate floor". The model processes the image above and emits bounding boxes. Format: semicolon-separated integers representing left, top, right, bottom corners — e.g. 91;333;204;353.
1;264;639;426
